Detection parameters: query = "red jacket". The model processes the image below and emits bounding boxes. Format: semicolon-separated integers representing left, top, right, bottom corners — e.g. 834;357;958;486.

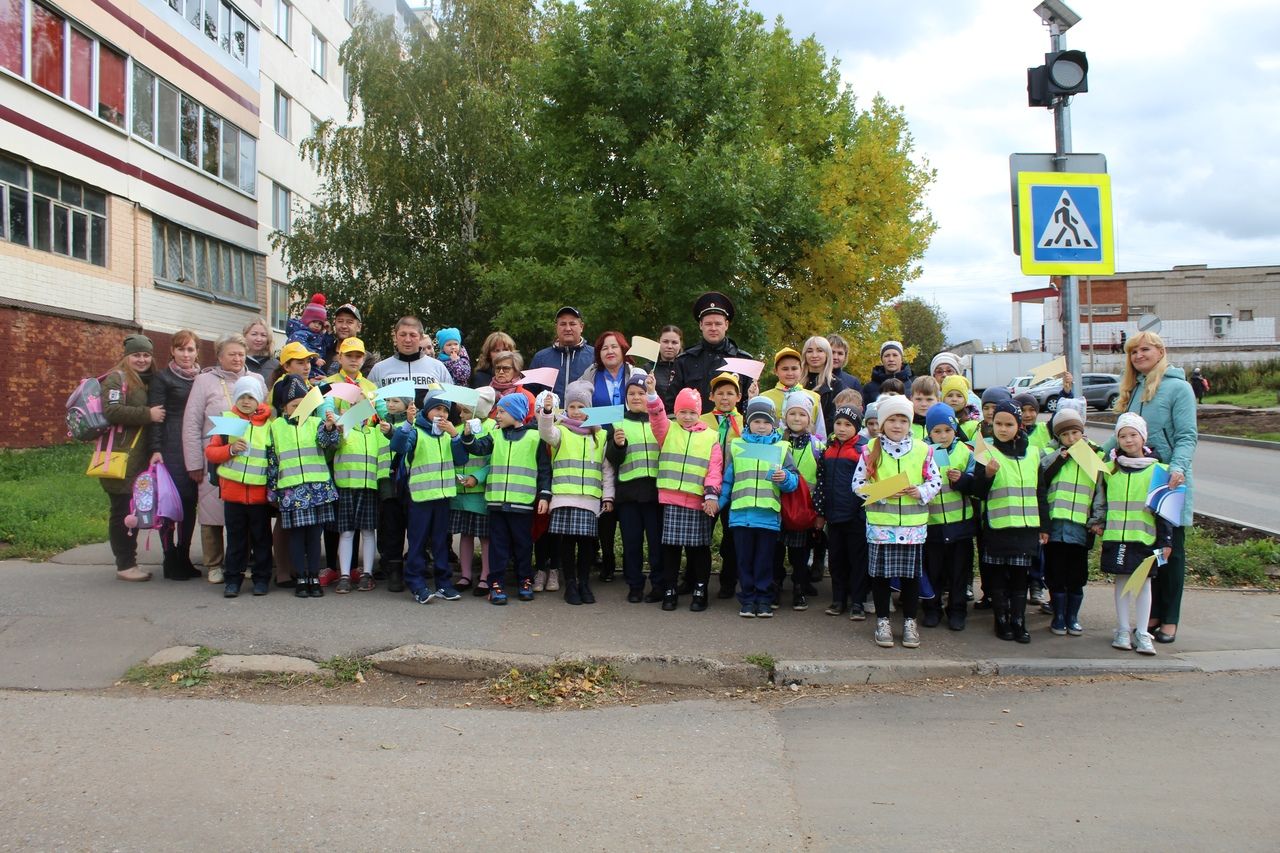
205;405;272;505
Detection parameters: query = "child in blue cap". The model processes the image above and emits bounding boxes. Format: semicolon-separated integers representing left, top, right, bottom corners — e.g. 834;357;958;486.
435;327;472;386
923;402;977;630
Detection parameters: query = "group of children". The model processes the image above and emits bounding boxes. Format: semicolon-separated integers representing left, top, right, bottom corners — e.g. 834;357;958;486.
203;328;1175;656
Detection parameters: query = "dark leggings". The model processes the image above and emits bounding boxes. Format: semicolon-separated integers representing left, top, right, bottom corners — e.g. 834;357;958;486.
558;534;595;583
288;524;324;576
1152;526;1186;626
1043;542;1088;595
160;487;197;559
981;561;1030;606
873;576;918;619
662;545;711;590
107;491;137;571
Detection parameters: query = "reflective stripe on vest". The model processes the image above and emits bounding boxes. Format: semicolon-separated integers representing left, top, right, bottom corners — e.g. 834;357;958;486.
552;427;605;498
985;447;1042;529
408;430;457;502
864;439;930;528
928;441;973;526
456;420;493;494
728;438;783;512
1103;464;1161;546
618;418;659;481
793;441;818;487
215;412;270;485
656;427;717;497
270;417;330;489
485;429;540;505
334;425;388;490
1049;453;1098;524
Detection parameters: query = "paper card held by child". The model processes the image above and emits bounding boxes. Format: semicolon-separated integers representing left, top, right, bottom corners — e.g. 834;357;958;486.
434;385;481;409
579;404;626;427
1030;356;1068;385
932;447;951;469
628;336;662;363
206;416;249;438
326;383;365;404
856;472;911;503
375;380;417;401
717;357;765;381
519;367;559;388
1067;439;1107;482
1121;554;1157;598
971;432;991;464
291;386;325;424
734;443;784;464
337;399;375;431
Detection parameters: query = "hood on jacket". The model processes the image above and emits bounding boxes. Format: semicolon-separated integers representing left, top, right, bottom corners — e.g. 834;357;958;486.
743;429;781;444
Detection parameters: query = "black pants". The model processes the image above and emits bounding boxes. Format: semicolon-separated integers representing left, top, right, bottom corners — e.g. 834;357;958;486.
160;485;198;560
924;537;973;616
980;561;1029;607
289;524;325;576
772;543;812;590
1044;542;1088;595
826;518;868;608
107;491;136;571
597;508;617;572
377;496;408;564
716;511;737;591
224;502;273;583
489;510;534;584
662;545;710;590
535;532;560;573
559;534;595;584
873;576;918;619
618;501;662;591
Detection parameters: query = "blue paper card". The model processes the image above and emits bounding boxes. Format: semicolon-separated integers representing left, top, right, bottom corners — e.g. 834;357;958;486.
932;447;951;469
433;385;481;409
206;416;249;438
579;405;626;427
734;443;783;464
375;380;418;401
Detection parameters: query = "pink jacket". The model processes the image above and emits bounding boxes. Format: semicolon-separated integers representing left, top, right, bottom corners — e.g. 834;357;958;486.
647;394;723;510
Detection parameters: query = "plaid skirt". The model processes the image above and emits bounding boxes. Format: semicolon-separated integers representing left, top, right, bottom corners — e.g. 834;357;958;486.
549;506;598;538
327;487;379;532
451;508;491;539
782;528;813;549
280;500;337;530
868;542;923;579
661;504;714;547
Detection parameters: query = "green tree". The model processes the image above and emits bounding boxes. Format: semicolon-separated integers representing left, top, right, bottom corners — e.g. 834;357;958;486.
892;296;948;376
273;0;539;351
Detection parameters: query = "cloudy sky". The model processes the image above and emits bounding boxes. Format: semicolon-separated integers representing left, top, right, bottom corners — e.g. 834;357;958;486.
749;0;1280;347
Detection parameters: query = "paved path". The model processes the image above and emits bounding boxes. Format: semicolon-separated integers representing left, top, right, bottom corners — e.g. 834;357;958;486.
3;670;1277;850
1085;424;1280;533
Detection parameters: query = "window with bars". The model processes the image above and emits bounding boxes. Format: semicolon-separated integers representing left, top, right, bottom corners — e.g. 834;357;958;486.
1;151;107;266
152;216;257;303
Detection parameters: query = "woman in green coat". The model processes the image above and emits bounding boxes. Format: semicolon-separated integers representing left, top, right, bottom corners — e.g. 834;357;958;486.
1110;331;1198;642
101;334;165;581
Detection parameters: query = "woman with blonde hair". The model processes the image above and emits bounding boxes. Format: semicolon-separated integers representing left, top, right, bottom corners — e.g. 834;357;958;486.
471;331;517;389
1109;331;1198;643
803;335;843;435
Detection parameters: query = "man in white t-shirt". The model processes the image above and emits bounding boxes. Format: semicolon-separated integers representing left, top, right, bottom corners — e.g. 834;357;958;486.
366;315;453;406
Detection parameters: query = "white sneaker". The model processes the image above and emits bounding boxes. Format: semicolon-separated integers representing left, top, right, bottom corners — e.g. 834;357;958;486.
545;569;560;592
874;618;894;648
901;618;920;649
1111;629;1133;651
533;570;546;592
1133;630;1157;656
207;567;224;584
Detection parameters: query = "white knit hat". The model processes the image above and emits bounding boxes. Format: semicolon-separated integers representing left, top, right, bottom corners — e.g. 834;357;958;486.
232;375;265;405
875;394;913;427
1115;412;1148;443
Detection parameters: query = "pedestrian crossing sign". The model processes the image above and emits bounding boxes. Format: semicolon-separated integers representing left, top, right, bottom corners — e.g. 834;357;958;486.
1017;171;1114;275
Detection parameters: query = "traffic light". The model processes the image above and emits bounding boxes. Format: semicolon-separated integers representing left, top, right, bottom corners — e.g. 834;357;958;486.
1027;50;1088;107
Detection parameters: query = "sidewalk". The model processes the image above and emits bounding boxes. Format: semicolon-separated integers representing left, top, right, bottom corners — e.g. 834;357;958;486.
1;541;1276;690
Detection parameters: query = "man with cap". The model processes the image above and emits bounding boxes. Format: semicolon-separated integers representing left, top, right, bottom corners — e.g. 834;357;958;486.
326;302;364;367
672;291;755;413
527;306;595;400
863;340;914;405
367;316;453;407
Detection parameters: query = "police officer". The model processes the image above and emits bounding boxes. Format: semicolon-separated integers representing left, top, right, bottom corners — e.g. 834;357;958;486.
671;291;757;412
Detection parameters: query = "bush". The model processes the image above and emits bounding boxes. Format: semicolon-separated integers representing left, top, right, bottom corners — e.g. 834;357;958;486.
1198;358;1280;396
1184;527;1279;588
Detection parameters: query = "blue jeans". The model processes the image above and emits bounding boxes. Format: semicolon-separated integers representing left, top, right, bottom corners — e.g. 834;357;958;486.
488;510;534;586
733;527;778;607
618;501;663;591
405;498;451;594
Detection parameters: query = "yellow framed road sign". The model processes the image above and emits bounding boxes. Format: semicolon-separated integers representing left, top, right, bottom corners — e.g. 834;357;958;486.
1017;171;1114;275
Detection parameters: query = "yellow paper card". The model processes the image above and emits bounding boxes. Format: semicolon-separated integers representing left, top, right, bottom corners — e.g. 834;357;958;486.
972;431;991;464
628;335;662;363
1121;555;1156;598
1067;439;1106;482
291;386;325;425
1030;356;1069;385
857;471;911;503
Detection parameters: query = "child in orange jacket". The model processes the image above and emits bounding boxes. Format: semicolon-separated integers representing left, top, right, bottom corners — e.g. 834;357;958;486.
205;376;273;598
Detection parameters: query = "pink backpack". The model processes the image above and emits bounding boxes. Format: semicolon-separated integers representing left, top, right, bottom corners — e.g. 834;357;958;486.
66;373;115;441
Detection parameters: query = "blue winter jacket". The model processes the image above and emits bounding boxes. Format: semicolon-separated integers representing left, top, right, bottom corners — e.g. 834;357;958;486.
718;430;800;531
527;341;595;400
820;435;867;524
1104;365;1198;525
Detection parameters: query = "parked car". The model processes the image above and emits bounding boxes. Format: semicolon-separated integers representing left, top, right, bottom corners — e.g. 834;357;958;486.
1007;375;1036;394
1026;373;1121;412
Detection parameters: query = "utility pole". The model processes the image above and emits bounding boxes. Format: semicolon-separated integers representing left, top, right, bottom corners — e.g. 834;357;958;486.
1048;20;1083;384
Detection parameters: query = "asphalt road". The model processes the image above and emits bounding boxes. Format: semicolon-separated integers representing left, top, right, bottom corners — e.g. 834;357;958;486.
3;670;1277;850
1084;426;1279;534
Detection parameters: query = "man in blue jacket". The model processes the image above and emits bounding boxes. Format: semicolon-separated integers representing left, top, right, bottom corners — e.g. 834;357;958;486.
526;306;594;400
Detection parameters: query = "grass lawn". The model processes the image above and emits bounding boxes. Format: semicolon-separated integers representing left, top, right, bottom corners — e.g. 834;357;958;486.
1088;525;1277;589
1203;389;1279;408
0;445;108;560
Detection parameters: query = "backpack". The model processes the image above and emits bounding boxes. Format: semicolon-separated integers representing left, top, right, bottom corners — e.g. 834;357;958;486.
66;373;115;441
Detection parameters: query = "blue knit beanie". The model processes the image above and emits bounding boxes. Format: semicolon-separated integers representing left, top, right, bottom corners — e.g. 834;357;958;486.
925;402;959;434
980;386;1013;406
497;392;529;423
436;327;462;350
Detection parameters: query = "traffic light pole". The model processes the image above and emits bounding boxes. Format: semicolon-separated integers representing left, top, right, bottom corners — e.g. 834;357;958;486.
1050;25;1083;383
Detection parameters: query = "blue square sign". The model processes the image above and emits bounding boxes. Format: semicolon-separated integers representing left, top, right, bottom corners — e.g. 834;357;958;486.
1017;171;1114;275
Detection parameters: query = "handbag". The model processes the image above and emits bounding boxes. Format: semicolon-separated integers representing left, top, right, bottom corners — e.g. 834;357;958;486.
86;427;140;479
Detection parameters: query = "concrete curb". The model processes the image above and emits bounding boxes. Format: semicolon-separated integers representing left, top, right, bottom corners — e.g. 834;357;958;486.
1086;420;1279;450
370;644;556;680
774;659;978;685
558;651;769;689
206;654;320;677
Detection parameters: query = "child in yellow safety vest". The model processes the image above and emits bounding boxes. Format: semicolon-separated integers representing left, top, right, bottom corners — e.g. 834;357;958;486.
646;374;723;612
607;372;665;603
537;381;616;606
718;397;800;618
851;394;942;650
449;387;496;595
390;389;469;605
204;376;273;598
957;398;1043;643
922;403;977;631
328;384;390;595
267;376;341;598
1100;413;1174;656
701;372;743;599
1036;407;1105;638
376;394;414;593
774;392;825;612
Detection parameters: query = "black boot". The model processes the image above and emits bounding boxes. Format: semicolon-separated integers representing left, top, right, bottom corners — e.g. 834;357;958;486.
162;551;191;581
578;571;595;604
690;583;708;612
563;567;582;605
994;597;1014;641
661;588;678;611
1065;592;1085;636
1009;593;1031;643
386;560;405;593
308;572;324;598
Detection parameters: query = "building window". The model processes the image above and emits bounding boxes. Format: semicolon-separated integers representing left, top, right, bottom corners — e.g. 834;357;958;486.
1089;304;1122;316
1;151;107;266
131;62;256;195
272;182;291;234
153;217;257;302
0;0;23;74
171;0;252;66
97;45;126;127
344;0;357;23
272;0;290;44
1239;309;1254;322
343;67;351;105
274;86;290;140
310;29;326;77
30;3;63;96
270;279;289;331
1128;305;1154;316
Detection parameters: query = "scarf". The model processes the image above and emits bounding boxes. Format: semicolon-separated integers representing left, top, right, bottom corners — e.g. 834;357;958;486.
1111;448;1158;469
490;376;519;395
991;434;1030;459
168;360;199;382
